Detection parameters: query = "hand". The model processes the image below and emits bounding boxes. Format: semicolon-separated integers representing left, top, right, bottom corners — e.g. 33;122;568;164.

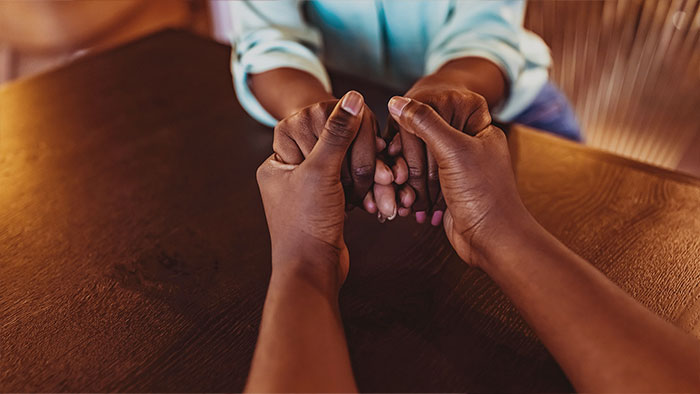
257;91;365;291
385;78;493;225
273;98;393;213
387;96;531;268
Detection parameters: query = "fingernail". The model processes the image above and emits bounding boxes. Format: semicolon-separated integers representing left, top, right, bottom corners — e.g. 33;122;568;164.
377;211;386;224
388;96;410;117
415;211;427;224
431;210;444;226
398;207;410;217
341;90;363;116
387;205;398;221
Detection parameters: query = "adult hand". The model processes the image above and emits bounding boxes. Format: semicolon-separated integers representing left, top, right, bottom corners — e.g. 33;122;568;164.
387;96;530;268
385;79;493;225
273;98;393;214
257;91;365;290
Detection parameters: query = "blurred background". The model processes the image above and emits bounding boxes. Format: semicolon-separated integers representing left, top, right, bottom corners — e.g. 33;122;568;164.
0;0;698;176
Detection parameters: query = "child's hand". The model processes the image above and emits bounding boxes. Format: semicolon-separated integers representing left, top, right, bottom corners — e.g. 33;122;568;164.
273;97;393;215
385;81;492;225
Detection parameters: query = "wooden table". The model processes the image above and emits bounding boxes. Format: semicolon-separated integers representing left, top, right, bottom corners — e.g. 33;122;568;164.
2;30;699;392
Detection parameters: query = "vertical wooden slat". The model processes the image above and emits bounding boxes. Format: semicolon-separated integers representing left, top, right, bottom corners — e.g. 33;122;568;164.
525;0;700;171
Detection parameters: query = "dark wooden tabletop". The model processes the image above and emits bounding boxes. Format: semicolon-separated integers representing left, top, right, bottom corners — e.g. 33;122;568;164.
2;30;699;393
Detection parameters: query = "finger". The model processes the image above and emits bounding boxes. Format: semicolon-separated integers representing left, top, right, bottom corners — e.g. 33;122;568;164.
398;184;415;208
388;96;470;165
272;132;304;165
292;131;319;158
376;136;387;152
305;90;364;174
373;183;397;221
388;133;402;156
398;124;429;212
430;192;446;226
348;107;377;203
363;190;377;214
384;113;399;142
443;208;456;243
341;155;353;199
392;156;408;185
426;148;440;210
433;190;447;212
256;153;295;185
374;158;394;185
464;94;492;134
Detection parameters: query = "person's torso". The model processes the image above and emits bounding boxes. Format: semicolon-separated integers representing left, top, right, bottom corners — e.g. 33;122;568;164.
304;0;453;88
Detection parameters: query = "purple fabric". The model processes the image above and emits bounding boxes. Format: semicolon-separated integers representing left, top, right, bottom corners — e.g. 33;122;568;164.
510;82;582;142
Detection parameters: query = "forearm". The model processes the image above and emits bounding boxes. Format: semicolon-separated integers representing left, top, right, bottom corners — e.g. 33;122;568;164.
249;67;335;120
245;260;357;393
417;57;507;109
482;218;700;392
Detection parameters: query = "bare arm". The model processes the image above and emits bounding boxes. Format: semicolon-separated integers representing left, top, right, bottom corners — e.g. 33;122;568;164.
247;92;366;392
250;68;335;120
244;256;356;392
485;217;700;392
388;96;700;392
413;56;507;109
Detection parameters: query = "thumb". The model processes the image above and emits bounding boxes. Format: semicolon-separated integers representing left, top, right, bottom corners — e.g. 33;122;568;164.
387;96;470;165
305;90;364;175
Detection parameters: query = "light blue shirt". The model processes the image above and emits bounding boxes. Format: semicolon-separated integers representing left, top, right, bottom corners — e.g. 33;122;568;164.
228;0;551;127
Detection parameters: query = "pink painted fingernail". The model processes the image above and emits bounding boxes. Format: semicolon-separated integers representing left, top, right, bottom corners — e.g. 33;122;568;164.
388;96;410;117
431;210;444;226
415;211;427;224
341;91;363;116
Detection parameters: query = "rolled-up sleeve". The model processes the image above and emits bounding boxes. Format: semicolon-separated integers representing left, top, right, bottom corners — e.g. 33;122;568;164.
425;0;551;121
228;0;332;126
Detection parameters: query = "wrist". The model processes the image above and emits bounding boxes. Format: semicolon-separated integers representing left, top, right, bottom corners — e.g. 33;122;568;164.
471;212;551;273
271;239;345;297
419;57;507;108
283;90;336;119
249;68;335;120
456;206;544;271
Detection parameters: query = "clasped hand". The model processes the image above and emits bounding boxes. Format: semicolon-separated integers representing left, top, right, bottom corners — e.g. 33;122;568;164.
257;90;529;291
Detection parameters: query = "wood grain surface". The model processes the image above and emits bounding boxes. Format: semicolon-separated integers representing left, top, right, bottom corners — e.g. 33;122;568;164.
1;30;699;393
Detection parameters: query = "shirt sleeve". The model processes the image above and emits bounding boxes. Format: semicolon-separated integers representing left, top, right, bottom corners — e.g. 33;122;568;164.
425;0;551;121
228;0;332;127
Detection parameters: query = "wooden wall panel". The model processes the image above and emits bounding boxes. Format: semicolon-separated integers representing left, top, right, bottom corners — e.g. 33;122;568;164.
525;0;700;171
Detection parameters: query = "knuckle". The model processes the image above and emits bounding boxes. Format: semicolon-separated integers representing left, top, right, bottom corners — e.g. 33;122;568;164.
273;121;289;137
470;92;488;107
408;165;425;180
408;103;437;131
322;116;353;146
469;94;492;127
